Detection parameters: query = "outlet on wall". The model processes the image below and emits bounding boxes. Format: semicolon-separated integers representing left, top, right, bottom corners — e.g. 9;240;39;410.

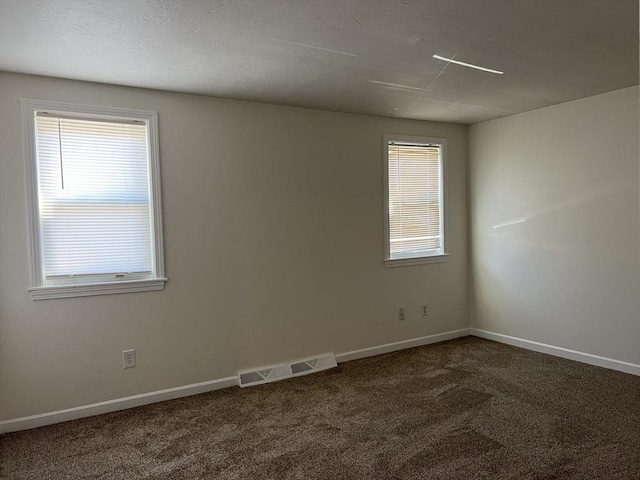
398;307;405;321
123;349;136;369
421;304;428;316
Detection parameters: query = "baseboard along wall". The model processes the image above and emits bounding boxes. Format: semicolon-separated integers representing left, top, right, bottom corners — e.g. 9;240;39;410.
0;328;469;434
1;326;637;434
0;376;239;434
470;328;640;376
335;328;470;363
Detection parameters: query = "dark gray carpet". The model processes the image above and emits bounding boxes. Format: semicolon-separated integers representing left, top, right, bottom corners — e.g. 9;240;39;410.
1;337;639;479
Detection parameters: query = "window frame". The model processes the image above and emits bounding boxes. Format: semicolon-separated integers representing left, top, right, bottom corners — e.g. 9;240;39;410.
383;134;449;268
22;99;167;300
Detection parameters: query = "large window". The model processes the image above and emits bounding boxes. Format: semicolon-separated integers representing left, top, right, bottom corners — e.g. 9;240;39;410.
383;134;447;267
23;100;166;299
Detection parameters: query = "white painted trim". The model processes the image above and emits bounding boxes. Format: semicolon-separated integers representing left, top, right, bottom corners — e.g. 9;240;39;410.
384;254;449;268
0;329;469;433
336;328;470;363
22;99;44;291
21;99;167;300
29;278;167;300
5;328;634;434
0;376;238;434
382;134;448;266
470;328;640;376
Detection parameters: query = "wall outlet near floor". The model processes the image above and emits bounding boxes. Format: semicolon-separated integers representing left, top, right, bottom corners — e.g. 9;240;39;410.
398;307;405;321
123;349;136;369
421;304;428;316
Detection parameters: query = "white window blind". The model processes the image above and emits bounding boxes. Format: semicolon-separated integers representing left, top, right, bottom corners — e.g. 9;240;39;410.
35;113;153;283
386;140;444;261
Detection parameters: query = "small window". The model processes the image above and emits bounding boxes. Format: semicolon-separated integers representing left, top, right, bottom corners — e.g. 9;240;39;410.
383;134;448;267
23;100;166;299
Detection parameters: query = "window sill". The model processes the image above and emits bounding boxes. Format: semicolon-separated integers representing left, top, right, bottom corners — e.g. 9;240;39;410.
29;278;167;300
384;254;449;268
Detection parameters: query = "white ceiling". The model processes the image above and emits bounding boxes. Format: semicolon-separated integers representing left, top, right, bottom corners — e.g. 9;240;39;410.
0;0;638;124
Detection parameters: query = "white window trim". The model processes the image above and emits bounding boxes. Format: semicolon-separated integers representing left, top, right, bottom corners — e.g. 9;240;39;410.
22;99;167;300
383;134;448;268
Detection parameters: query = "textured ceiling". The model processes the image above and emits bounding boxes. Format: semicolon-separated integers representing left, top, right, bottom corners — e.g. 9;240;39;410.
0;0;638;124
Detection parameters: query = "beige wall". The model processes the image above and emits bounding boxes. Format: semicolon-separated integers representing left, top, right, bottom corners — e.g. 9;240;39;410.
469;86;640;365
0;72;469;420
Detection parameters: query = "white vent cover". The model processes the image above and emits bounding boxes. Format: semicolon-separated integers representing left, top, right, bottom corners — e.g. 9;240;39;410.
238;352;337;388
238;364;291;388
290;353;337;378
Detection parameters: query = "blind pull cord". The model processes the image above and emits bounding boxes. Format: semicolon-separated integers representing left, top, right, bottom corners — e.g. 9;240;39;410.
57;119;65;190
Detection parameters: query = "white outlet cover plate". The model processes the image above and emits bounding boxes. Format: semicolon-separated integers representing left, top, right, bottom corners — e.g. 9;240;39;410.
123;349;136;369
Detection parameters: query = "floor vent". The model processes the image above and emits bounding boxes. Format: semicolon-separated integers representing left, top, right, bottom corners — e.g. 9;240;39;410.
238;353;337;388
238;364;291;387
291;361;313;374
290;353;336;378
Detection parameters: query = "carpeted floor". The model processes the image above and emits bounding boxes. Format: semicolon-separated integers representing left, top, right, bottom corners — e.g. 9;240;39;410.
1;337;639;479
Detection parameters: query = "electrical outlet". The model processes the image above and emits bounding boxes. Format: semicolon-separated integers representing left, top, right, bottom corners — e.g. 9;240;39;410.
421;304;428;316
123;349;136;369
398;307;405;321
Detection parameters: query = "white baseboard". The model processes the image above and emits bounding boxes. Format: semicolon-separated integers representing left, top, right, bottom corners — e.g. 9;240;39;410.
470;328;640;376
335;328;470;363
3;327;635;434
0;328;471;434
0;376;238;434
